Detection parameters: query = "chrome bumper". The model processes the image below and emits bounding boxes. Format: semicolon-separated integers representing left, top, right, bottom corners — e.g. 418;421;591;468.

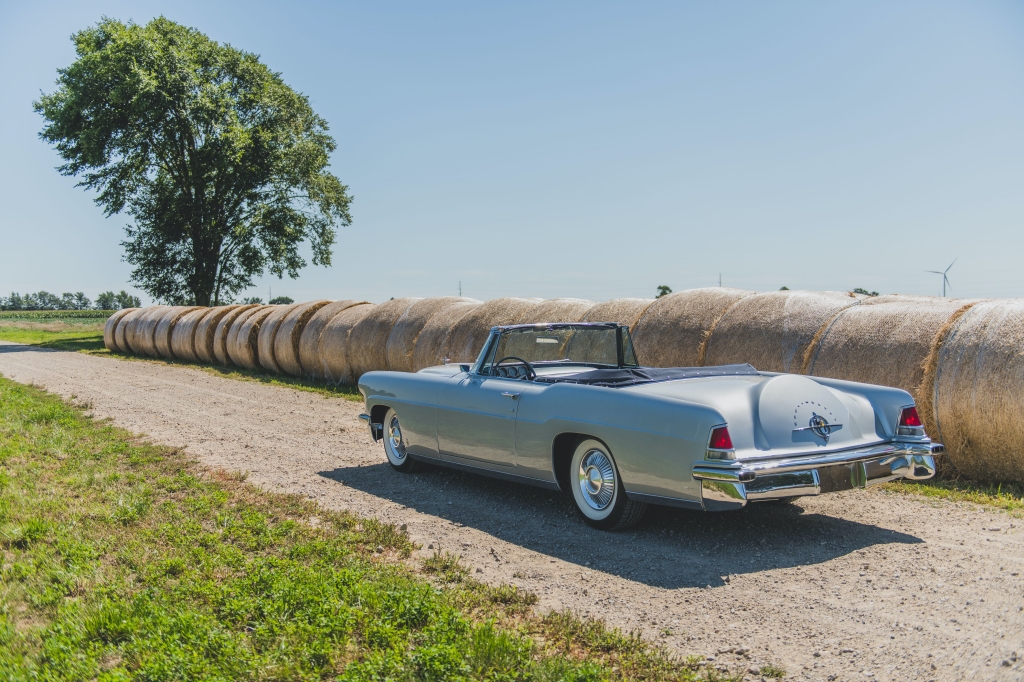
692;441;943;511
359;413;383;441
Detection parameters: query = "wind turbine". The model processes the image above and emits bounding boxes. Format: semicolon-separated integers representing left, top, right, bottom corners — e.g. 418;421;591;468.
926;259;956;297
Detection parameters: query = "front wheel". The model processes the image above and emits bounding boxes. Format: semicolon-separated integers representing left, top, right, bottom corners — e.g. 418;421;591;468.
568;438;647;530
383;408;420;472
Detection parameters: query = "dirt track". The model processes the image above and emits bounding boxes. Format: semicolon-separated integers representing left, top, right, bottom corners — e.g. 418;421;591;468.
1;341;1022;681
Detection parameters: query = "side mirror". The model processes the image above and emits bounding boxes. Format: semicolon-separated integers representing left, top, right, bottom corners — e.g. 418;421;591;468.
459;364;471;373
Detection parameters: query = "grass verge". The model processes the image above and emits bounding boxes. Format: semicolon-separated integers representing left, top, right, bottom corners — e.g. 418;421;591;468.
881;478;1024;515
0;377;733;680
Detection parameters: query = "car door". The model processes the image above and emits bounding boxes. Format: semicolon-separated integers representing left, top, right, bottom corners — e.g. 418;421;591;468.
436;372;522;467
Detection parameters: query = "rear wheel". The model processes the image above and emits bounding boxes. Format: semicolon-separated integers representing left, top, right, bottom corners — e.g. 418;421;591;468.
568;438;647;530
383;408;420;473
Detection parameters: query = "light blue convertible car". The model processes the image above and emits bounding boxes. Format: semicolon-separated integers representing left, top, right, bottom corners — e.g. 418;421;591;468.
359;323;941;530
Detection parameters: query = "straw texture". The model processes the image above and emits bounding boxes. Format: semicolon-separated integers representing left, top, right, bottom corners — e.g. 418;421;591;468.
226;306;274;369
385;297;477;373
702;290;858;372
154;307;202;359
103;308;136;352
347;298;422;381
298;300;364;377
130;306;170;357
410;301;483;371
514;298;595;324
445;298;544;364
802;297;980;406
194;306;241;363
169;307;212;361
273;300;332;376
213;305;257;365
631;288;753;367
318;303;376;384
581;298;656;329
256;303;303;373
932;300;1024;482
115;308;144;354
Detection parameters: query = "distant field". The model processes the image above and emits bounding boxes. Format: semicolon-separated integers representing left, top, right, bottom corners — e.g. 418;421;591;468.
0;309;114;320
0;312;108;352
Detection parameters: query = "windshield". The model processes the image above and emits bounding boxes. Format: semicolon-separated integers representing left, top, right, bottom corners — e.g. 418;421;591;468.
478;324;639;375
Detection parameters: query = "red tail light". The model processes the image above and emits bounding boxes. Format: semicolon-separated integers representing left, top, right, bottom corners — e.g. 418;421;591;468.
709;426;733;450
899;406;923;427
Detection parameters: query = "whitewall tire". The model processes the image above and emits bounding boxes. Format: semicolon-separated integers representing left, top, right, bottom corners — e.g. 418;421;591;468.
383;408;420;472
568;438;646;530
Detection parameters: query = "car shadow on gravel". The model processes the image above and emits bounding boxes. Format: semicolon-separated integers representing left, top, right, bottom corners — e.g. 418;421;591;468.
320;462;923;589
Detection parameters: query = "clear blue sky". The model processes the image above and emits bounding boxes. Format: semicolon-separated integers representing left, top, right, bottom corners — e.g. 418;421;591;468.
2;1;1023;304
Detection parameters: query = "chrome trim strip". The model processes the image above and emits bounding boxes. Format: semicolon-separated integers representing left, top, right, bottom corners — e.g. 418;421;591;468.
409;453;561;491
625;491;703;510
693;442;936;480
359;413;370;422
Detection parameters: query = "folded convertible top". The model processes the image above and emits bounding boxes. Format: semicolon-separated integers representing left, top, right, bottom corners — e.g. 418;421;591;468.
533;363;759;388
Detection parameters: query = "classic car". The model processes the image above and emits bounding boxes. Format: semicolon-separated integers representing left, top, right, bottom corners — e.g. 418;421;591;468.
358;322;941;530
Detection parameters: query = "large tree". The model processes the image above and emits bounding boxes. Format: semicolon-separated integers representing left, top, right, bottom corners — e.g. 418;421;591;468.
36;17;352;305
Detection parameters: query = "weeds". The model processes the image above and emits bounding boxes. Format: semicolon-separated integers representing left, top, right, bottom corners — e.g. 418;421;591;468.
881;478;1024;515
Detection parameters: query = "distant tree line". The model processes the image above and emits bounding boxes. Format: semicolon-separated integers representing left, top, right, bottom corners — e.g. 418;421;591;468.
1;290;142;311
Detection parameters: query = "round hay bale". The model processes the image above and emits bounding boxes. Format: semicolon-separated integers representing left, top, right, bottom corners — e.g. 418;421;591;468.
194;306;241;364
410;300;483;371
318;303;376;384
444;297;544;364
931;300;1024;482
273;300;332;376
169;307;212;361
298;300;365;378
155;306;202;359
130;306;170;357
631;288;753;367
115;308;145;354
256;303;304;373
514;298;595;324
213;305;258;365
802;298;982;438
347;298;422;380
103;308;136;352
581;298;656;329
385;297;478;373
226;306;275;369
702;290;859;372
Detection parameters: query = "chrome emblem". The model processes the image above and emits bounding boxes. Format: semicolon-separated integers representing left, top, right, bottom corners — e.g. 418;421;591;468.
793;412;842;443
809;413;832;442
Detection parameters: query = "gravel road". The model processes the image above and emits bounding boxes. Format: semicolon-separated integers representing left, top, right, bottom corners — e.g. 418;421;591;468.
1;342;1022;681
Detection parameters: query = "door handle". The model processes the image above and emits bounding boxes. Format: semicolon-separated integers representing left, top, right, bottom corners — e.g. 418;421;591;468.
501;392;520;400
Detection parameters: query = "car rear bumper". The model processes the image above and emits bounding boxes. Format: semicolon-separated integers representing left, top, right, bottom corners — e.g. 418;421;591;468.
691;441;942;511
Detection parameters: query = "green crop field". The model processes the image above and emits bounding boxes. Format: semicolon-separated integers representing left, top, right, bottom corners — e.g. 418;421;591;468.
0;377;730;681
0;313;108;352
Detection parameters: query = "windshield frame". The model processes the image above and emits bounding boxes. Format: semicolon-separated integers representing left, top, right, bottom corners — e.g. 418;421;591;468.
471;322;639;375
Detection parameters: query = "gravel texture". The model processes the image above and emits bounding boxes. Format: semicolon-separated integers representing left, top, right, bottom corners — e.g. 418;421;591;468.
1;341;1022;681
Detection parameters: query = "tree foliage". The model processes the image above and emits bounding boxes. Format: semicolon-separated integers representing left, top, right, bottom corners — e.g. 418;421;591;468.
656;285;672;298
36;17;352;306
1;290;140;311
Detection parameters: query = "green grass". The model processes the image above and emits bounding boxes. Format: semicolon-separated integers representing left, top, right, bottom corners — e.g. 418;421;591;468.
0;376;733;681
881;478;1024;515
0;320;108;352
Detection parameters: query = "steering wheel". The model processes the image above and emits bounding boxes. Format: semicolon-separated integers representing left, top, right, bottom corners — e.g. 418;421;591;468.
494;356;536;381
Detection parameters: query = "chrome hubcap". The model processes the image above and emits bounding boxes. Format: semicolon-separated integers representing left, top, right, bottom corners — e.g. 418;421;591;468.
578;449;615;510
388;416;406;461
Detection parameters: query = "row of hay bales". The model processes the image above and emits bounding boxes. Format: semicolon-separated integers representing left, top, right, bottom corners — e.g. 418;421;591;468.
103;290;1024;483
